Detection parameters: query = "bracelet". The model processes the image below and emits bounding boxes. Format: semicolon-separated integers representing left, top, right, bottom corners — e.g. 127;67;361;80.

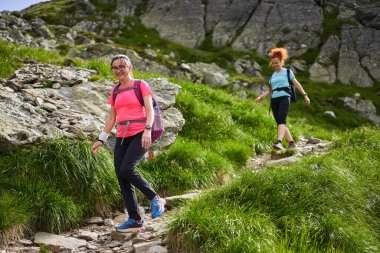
98;131;109;143
303;93;308;97
97;139;104;144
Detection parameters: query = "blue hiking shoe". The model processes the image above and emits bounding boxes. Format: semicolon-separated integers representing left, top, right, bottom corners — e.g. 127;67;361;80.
150;196;166;218
115;218;144;230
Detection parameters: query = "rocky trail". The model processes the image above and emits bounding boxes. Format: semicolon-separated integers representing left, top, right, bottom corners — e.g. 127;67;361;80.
1;136;331;253
246;136;331;169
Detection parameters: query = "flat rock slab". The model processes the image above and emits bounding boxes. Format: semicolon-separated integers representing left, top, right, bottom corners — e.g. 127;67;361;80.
34;232;87;251
110;229;140;241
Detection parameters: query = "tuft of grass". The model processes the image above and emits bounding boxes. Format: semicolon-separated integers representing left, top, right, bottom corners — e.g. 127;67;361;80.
168;127;380;252
0;139;121;237
0;41;67;78
0;192;33;245
138;137;234;196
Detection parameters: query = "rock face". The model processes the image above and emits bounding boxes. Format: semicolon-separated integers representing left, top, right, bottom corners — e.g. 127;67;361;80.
206;0;260;47
337;25;376;87
137;0;323;55
309;35;340;84
140;0;205;48
0;64;185;152
232;0;323;55
1;0;380;87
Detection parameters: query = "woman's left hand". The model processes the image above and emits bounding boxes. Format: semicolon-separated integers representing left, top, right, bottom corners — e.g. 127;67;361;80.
304;95;311;105
142;130;152;148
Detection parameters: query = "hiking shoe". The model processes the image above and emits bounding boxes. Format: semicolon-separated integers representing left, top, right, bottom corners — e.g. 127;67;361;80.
273;142;284;150
115;218;144;230
287;142;297;149
151;196;166;218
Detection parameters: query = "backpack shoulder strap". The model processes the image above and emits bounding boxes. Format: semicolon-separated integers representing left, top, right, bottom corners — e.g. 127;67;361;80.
286;66;292;87
133;80;144;106
134;80;157;107
112;83;121;105
113;82;139;104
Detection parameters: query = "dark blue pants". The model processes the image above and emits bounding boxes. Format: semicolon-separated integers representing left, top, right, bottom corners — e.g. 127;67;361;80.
114;131;157;220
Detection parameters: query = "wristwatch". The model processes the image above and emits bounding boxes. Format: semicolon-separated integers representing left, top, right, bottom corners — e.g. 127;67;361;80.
145;125;151;130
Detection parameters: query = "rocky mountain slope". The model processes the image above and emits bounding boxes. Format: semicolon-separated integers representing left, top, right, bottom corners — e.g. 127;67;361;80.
1;0;379;87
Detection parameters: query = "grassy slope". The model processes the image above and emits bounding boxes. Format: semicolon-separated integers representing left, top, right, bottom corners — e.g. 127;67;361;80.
168;127;380;252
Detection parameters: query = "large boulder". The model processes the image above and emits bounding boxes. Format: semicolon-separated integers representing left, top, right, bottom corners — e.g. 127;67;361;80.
309;35;340;83
343;97;380;125
178;62;229;87
0;64;184;152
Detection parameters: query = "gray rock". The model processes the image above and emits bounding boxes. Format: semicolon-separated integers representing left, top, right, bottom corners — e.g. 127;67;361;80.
207;0;260;47
234;59;263;78
34;232;87;251
356;3;380;29
133;240;163;253
147;245;168;253
337;25;374;87
182;62;229;87
0;64;184;152
309;63;336;84
232;0;323;55
85;217;104;225
140;0;205;48
104;218;114;227
77;231;99;241
343;96;380;124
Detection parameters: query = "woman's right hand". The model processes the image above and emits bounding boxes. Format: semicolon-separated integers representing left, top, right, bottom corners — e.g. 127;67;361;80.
255;96;262;104
91;141;103;154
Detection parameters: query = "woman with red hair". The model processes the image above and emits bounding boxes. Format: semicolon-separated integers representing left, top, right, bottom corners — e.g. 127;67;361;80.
255;48;310;150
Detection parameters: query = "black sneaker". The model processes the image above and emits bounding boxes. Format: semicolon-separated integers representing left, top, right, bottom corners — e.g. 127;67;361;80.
287;142;297;149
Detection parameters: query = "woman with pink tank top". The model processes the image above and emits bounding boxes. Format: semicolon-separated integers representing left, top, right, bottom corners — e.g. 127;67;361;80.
91;55;165;230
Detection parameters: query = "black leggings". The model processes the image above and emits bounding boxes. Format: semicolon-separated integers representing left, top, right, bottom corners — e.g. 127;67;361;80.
114;131;157;220
271;96;290;125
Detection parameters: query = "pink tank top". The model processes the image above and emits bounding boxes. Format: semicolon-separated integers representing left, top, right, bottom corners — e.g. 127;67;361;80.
109;80;153;137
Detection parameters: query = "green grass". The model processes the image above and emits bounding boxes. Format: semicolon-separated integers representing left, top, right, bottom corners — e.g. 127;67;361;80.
0;41;66;77
171;79;276;155
138;137;234;196
168;126;380;253
0;139;120;243
288;80;378;138
0;41;113;79
22;0;78;25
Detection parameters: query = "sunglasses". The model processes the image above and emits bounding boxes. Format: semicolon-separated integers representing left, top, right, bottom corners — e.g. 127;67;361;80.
111;65;127;71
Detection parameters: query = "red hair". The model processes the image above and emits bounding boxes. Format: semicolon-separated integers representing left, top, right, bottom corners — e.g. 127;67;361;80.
268;48;288;67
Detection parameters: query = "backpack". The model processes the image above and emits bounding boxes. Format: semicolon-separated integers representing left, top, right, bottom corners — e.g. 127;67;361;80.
270;66;296;102
113;80;164;142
